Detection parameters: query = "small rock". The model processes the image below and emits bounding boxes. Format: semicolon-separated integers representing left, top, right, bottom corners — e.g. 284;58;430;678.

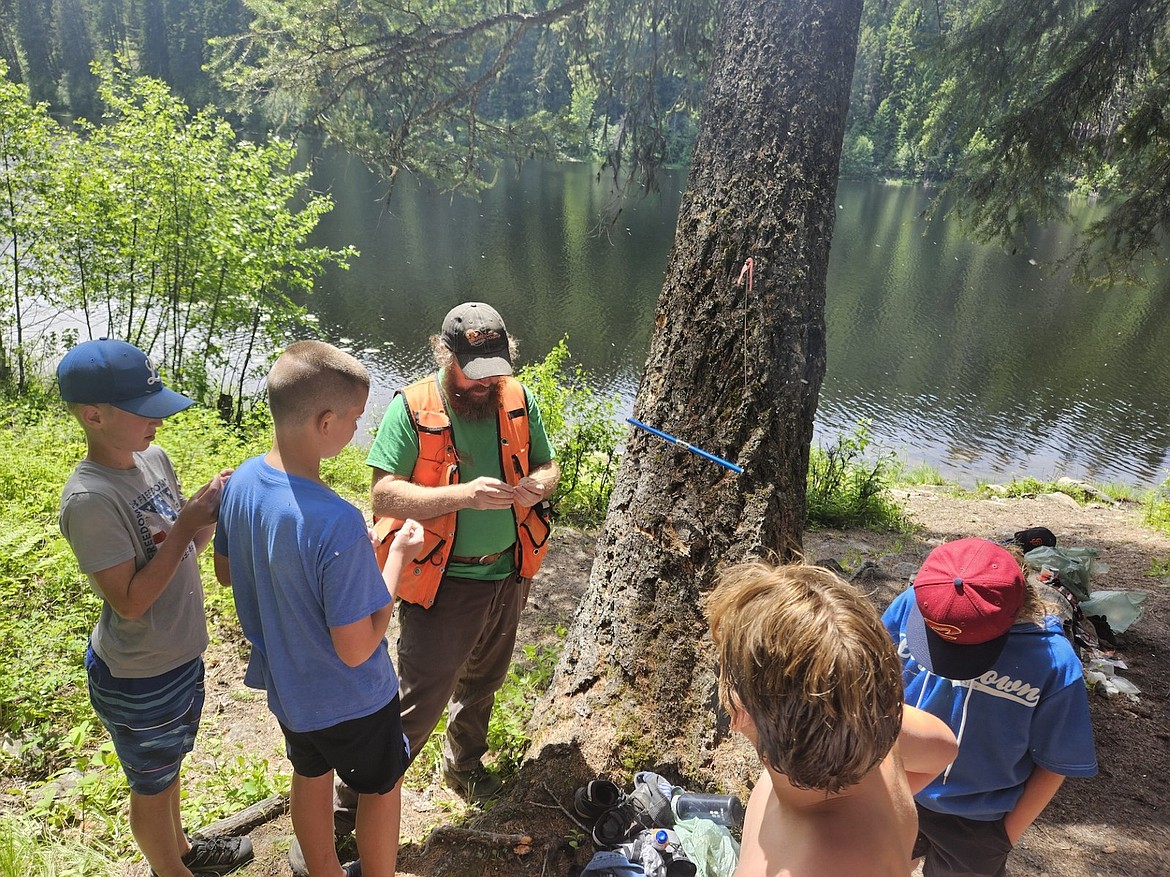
1042;491;1081;508
44;767;84;799
892;562;919;581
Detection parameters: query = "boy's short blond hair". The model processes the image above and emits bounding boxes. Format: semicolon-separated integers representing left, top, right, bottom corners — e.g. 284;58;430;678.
267;341;370;426
705;561;904;793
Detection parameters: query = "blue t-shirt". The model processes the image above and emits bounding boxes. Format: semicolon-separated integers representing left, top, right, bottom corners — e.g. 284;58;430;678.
883;588;1097;820
214;456;397;733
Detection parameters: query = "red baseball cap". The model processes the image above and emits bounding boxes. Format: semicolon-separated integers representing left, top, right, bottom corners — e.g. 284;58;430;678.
905;538;1026;680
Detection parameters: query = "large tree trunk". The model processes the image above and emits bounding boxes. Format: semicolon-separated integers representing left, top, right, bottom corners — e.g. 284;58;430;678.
532;0;864;786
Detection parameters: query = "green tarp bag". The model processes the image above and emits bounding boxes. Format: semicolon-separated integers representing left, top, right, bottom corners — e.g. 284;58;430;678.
1023;545;1104;603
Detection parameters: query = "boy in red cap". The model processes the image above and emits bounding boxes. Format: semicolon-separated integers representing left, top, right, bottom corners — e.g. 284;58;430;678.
882;537;1097;877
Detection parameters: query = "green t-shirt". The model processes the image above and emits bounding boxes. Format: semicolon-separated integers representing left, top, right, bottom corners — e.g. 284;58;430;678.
366;371;554;580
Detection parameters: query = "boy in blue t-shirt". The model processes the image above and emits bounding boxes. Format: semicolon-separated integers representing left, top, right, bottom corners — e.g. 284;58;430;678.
883;538;1097;877
214;341;422;877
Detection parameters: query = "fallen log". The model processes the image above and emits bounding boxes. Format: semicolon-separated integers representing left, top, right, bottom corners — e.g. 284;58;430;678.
193;793;289;838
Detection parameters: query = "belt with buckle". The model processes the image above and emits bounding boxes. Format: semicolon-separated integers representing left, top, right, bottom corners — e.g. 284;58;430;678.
449;547;512;566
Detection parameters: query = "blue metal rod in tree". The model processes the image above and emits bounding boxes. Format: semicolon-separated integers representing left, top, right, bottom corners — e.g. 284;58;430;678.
626;418;744;475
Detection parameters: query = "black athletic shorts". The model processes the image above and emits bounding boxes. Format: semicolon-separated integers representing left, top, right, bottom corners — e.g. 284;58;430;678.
279;695;408;795
913;804;1013;877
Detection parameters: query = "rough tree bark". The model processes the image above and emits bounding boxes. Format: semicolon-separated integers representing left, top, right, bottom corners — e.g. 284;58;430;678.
531;0;865;786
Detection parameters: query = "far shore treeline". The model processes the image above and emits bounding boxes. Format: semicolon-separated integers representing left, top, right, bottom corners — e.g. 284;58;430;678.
1;0;1130;193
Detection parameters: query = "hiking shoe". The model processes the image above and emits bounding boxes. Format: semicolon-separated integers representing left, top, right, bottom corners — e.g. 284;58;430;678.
442;761;504;802
180;835;253;875
288;838;360;877
592;773;676;848
573;779;626;820
629;772;675;828
288;837;308;877
592;804;645;849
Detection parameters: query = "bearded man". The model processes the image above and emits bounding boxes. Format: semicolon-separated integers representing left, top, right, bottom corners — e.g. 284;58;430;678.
368;301;558;802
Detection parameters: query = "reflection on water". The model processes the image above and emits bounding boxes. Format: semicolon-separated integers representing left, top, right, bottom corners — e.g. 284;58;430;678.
305;154;1170;488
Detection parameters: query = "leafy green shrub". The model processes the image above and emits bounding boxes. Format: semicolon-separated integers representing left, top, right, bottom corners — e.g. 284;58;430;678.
840;132;877;180
27;722;132;851
486;640;561;775
182;746;290;827
0;401;98;776
518;338;623;526
1145;476;1170;536
806;422;904;530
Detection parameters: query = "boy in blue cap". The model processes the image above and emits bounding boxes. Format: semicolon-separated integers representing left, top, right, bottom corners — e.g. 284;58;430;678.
57;339;251;876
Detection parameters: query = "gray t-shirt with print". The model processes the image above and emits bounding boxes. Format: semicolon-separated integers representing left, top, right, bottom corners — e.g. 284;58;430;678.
60;445;208;678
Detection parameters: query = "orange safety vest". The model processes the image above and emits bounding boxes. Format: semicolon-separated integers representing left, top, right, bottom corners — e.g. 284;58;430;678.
372;374;552;608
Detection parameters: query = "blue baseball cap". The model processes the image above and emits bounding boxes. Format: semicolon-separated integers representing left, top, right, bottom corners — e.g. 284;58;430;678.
57;339;195;418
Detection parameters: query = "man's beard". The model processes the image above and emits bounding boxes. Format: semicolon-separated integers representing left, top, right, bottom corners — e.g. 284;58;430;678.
442;369;501;421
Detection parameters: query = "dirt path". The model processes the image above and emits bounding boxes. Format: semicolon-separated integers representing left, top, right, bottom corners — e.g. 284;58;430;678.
176;487;1170;877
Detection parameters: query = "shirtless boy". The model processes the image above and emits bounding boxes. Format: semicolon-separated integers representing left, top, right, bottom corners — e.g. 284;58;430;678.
705;561;958;877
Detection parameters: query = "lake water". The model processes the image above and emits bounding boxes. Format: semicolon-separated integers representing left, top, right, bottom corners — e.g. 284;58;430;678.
305;153;1170;489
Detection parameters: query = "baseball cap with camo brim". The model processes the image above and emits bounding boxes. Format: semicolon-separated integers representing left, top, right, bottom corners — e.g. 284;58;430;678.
57;339;195;419
441;302;513;380
905;537;1026;681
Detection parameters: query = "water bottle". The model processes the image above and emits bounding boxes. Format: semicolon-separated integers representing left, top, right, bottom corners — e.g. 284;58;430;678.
670;792;746;828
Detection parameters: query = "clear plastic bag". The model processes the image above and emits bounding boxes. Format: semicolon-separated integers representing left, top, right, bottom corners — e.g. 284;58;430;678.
673;818;740;877
1079;590;1149;633
1023;545;1106;602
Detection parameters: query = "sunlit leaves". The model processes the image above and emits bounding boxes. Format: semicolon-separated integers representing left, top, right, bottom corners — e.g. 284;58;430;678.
0;63;354;406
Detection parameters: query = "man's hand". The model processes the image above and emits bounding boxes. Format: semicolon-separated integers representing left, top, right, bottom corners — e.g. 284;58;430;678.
464;476;515;510
512;476;546;508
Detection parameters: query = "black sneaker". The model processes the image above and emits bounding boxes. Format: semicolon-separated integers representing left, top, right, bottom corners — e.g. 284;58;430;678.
591;773;676;848
150;836;254;876
573;779;625;820
187;836;254;875
442;761;504;803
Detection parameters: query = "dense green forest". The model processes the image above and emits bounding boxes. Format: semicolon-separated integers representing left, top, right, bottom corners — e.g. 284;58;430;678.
1;0;250;118
0;0;1028;181
3;0;1165;228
